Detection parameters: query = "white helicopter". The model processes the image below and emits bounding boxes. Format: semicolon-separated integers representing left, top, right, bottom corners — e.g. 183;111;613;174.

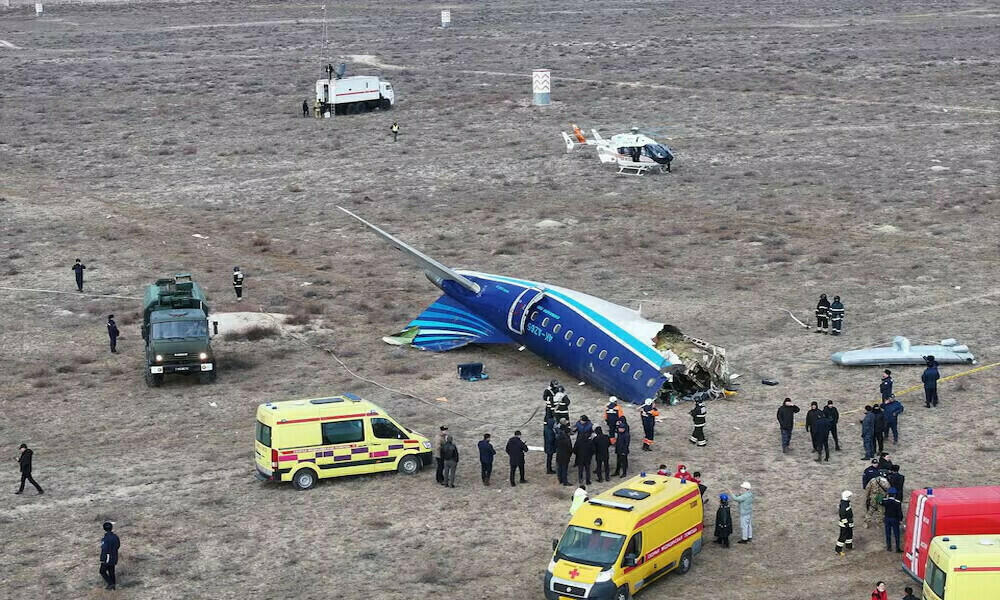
562;124;674;176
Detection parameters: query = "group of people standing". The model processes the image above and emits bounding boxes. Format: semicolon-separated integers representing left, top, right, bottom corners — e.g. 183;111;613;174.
814;293;846;335
837;452;907;558
433;426;529;488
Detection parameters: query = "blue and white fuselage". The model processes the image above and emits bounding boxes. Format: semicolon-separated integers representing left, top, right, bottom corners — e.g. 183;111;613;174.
340;207;733;405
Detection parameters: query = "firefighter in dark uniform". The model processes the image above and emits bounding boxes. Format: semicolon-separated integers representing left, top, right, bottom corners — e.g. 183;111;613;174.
829;295;845;336
543;380;559;420
71;259;87;292
689;399;707;446
232;266;244;300
107;314;120;354
605;396;623;443
815;294;830;333
302;100;309;118
837;490;855;555
640;398;659;451
553;387;570;426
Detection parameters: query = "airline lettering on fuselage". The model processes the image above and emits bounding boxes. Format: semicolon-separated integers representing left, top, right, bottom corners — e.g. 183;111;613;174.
495;284;512;293
526;323;554;342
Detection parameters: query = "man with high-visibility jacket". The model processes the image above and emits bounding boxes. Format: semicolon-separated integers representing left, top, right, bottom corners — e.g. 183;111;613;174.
815;294;830;333
837;490;855;556
639;398;659;451
605;396;623;443
689;399;707;446
829;295;845;335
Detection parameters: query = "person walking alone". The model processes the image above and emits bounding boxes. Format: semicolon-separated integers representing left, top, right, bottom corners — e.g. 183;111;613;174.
730;482;754;544
477;433;495;486
714;494;733;548
232;266;245;301
836;490;855;556
433;426;448;485
71;258;87;292
689;399;707;446
612;419;630;478
593;426;610;482
302;99;309;117
15;443;43;495
107;314;120;354
391;121;399;142
505;430;528;487
440;435;459;488
776;398;800;453
99;522;120;590
922;356;940;407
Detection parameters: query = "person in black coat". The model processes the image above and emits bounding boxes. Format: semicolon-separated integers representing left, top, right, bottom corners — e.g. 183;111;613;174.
593;427;611;483
872;405;887;454
814;294;831;333
805;401;823;444
505;431;529;487
71;259;86;292
714;494;734;548
100;522;121;590
811;412;832;462
542;417;557;474
554;428;573;486
823;400;841;451
15;443;43;495
107;314;120;354
478;434;496;486
879;370;894;401
612;419;631;478
887;464;905;500
543;380;559;420
862;459;881;489
302;99;309;117
922;357;940;407
776;398;800;453
574;427;594;486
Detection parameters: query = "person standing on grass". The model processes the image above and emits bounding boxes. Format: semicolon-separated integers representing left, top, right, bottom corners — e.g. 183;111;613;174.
863;476;890;529
593;426;610;483
688;399;706;447
922;356;940;407
543;380;559;421
478;433;495;486
882;488;903;553
555;427;573;486
232;266;244;300
880;369;894;401
776;397;800;453
836;490;855;556
605;396;623;443
824;400;842;451
901;586;918;600
811;410;832;462
612;419;630;478
440;435;459;488
860;406;876;460
881;396;904;445
805;401;822;437
505;430;528;487
15;443;43;495
871;581;888;600
570;484;588;516
829;295;845;335
106;314;120;354
814;293;830;333
543;417;557;475
640;398;659;451
887;464;905;500
302;99;309;117
71;259;87;292
714;494;733;548
391;121;399;142
99;522;120;590
573;420;593;486
433;426;448;485
872;405;887;455
730;481;754;544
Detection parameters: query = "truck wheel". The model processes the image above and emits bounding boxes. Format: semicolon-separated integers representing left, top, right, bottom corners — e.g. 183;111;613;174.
346;103;357;115
614;586;631;600
677;549;693;574
397;454;420;475
379;98;391;111
292;468;317;490
144;371;163;388
357;102;368;113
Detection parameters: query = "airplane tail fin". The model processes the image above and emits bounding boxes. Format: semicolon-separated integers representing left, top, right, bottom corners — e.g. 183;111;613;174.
384;294;514;351
338;207;481;294
561;131;576;152
591;129;604;143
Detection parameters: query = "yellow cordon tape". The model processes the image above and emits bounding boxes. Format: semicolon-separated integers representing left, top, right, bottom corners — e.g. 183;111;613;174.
795;361;1000;426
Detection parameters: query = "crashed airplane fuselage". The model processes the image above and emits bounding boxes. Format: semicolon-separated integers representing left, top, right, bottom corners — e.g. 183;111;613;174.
341;208;736;405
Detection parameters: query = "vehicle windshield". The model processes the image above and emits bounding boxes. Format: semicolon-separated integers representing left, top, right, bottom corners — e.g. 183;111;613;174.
152;320;208;340
556;526;625;568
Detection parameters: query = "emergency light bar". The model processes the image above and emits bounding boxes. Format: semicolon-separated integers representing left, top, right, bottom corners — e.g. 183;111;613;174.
588;499;634;511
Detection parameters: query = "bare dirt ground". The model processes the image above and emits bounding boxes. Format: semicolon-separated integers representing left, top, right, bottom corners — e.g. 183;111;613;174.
1;1;998;598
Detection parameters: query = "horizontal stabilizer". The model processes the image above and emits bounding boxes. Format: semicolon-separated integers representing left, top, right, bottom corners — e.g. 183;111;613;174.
338;207;481;294
383;295;514;352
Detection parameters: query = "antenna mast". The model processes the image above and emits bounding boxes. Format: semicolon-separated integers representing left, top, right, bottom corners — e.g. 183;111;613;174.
322;4;329;62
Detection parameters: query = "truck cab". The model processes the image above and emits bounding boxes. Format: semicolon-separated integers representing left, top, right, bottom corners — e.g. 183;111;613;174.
923;535;1000;599
142;273;215;387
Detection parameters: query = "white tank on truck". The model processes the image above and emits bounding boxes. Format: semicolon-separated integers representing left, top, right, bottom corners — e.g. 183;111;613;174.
315;62;394;116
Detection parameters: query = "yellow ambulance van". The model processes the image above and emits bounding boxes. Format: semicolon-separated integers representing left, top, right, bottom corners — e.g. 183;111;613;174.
923;535;1000;600
545;473;704;600
254;393;432;490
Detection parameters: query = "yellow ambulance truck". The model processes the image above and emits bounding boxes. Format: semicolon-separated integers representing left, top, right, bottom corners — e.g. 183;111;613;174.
923;535;1000;600
545;473;704;600
254;393;432;490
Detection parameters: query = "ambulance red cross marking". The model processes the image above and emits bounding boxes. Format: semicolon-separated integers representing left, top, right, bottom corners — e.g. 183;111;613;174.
568;568;580;579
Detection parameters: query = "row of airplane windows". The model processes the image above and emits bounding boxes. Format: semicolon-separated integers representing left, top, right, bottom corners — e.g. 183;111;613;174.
529;311;659;388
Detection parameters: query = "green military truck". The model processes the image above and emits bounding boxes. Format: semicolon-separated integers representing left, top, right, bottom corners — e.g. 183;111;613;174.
142;273;216;387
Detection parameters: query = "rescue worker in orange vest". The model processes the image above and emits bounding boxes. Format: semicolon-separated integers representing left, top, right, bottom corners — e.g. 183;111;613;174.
605;396;623;444
640;398;659;451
